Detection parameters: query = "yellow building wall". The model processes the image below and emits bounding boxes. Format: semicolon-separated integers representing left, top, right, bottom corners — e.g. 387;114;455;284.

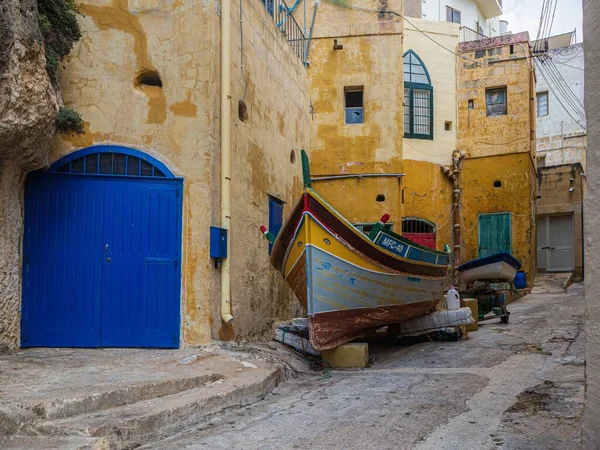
457;38;536;159
403;19;459;166
461;153;537;284
50;0;310;344
305;0;404;224
401;19;458;250
456;34;537;285
402;160;453;251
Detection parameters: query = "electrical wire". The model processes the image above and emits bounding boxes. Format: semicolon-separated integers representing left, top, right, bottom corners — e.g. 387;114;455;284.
545;57;585;110
538;56;586;121
553;47;583;64
322;0;530;69
538;56;585;119
535;58;587;128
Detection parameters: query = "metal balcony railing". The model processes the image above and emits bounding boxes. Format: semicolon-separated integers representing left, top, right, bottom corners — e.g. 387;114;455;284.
459;26;489;43
262;0;306;64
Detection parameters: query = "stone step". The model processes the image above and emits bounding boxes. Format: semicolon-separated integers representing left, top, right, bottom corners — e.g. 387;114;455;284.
0;435;108;450
35;373;223;421
33;366;282;450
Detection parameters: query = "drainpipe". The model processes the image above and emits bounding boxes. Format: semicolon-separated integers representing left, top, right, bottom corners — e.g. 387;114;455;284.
442;150;466;285
220;0;234;324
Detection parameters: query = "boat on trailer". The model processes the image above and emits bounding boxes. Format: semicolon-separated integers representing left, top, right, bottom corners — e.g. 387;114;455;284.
263;151;450;350
458;252;521;285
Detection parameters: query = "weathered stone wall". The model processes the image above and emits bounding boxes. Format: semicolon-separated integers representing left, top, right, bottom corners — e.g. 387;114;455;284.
537;163;584;278
223;0;310;341
537;133;586;170
461;153;537;284
583;0;600;445
304;0;404;225
457;32;535;160
48;0;310;345
456;33;537;285
0;0;60;350
536;43;586;169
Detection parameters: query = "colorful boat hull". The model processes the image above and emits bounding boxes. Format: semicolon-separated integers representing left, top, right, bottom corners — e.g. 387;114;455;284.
458;252;522;284
270;188;449;350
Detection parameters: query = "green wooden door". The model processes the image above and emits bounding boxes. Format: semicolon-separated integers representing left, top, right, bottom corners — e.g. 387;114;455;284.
478;213;511;257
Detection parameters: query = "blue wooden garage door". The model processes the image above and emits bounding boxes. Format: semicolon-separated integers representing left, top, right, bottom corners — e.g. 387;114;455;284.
21;146;182;348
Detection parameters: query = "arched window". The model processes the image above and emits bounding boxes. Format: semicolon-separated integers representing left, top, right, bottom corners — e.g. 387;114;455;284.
404;50;433;140
48;145;176;178
402;217;436;249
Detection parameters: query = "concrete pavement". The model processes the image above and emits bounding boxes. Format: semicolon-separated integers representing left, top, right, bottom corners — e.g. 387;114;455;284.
147;280;584;450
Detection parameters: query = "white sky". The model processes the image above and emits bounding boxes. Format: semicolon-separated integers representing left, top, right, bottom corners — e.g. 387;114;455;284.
501;0;583;42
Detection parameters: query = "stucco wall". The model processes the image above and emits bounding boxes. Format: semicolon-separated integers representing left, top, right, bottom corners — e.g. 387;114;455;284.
583;0;600;445
536;164;584;278
461;153;537;284
403;19;459;166
305;0;404;224
402;160;453;251
44;0;310;346
536;43;586;169
457;33;535;160
226;0;310;340
456;34;537;285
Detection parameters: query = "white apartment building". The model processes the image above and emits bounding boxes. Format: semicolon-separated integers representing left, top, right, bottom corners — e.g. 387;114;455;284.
535;38;586;168
404;0;504;40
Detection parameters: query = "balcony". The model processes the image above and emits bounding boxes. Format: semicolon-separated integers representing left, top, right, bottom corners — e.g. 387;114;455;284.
262;0;307;64
476;0;502;19
460;26;488;43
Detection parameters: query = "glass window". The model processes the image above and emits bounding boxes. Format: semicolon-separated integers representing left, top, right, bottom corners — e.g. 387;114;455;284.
446;6;461;24
403;51;433;140
486;87;507;116
537;91;549;117
345;89;364;124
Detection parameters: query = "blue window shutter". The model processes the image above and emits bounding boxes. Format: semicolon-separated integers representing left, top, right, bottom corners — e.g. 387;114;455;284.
268;196;284;254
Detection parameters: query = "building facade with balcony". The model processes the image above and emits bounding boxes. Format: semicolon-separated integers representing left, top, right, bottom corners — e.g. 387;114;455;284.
404;0;504;41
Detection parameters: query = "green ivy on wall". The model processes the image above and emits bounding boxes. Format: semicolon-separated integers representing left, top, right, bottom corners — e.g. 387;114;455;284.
38;0;82;83
38;0;84;134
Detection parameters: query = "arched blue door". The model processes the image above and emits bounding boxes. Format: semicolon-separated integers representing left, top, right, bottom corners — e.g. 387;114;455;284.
21;146;183;348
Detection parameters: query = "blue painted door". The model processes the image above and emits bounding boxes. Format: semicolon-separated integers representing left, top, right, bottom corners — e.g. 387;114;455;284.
478;213;512;257
101;181;180;347
22;174;181;348
22;177;104;347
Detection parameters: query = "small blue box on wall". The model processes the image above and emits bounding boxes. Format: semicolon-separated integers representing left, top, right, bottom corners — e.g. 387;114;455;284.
210;226;228;259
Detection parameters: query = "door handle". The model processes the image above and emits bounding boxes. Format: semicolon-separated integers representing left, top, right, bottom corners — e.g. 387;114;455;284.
106;257;112;263
105;244;109;254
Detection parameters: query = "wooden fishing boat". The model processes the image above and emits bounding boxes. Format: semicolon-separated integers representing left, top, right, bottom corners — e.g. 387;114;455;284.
458;252;521;285
263;151;450;350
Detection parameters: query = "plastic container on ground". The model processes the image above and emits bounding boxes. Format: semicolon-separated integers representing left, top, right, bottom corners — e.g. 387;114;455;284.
446;286;461;311
514;271;526;289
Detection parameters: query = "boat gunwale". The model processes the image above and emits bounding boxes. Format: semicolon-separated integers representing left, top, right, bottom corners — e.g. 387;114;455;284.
271;189;449;278
458;251;522;273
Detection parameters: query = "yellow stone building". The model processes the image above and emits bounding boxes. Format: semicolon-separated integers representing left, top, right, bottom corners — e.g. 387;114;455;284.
303;0;405;231
457;32;537;284
4;0;313;349
401;19;460;252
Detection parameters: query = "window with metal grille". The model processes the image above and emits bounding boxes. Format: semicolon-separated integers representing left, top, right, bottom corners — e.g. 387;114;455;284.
402;218;435;234
486;87;507;116
537;91;549;117
404;50;433;140
54;152;166;177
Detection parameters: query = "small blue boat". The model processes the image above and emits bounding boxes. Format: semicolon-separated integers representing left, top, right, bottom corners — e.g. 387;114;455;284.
458;252;522;284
